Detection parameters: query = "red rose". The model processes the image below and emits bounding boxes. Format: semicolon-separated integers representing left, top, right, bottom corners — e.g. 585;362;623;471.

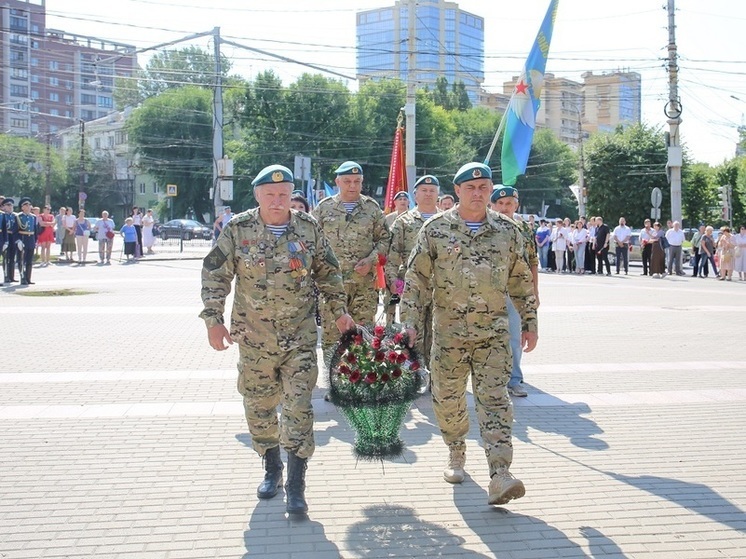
387;351;398;362
339;364;351;376
375;351;386;362
353;334;364;345
373;325;385;338
393;333;404;345
381;373;391;383
396;353;407;364
349;370;361;383
392;367;402;378
364;372;377;384
371;337;381;349
410;361;420;371
346;352;357;364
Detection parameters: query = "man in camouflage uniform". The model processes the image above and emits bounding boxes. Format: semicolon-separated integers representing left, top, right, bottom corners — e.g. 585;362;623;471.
311;161;390;354
200;164;354;514
489;186;540;398
402;162;538;506
386;174;440;365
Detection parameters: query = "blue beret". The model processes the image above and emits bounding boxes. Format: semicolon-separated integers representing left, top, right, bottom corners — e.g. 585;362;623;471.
251;164;294;187
393;191;410;201
334;161;363;176
19;197;32;206
453;162;492;185
291;190;305;197
490;185;519;203
414;175;440;189
1;198;13;206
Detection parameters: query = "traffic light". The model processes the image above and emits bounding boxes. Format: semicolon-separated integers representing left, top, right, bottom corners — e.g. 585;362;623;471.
718;185;731;222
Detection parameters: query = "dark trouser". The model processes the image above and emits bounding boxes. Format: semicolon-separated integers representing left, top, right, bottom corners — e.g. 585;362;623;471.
585;243;595;273
596;247;610;275
615;245;629;273
134;225;142;253
698;253;717;277
642;244;652;275
3;243;16;282
18;238;35;283
692;248;700;276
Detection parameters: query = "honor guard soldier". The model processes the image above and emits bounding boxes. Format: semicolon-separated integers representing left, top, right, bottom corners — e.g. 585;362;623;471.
385;174;440;366
200;164;354;515
489;186;540;398
311;161;390;356
1;198;18;284
401;162;538;506
15;198;38;285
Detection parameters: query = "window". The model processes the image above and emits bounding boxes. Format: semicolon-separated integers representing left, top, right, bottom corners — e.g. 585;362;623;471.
31;58;38;67
31;90;39;99
115;130;128;145
139;182;146;195
31;74;39;83
64;110;72;118
11;84;29;96
108;136;114;148
11;68;28;79
10;33;27;45
10;16;27;31
65;80;73;90
10;50;26;63
49;77;59;86
65;94;73;105
49;92;59;102
82;110;96;120
49;61;59;71
81;94;96;105
94;138;101;149
31;24;39;33
50;109;59;116
11;118;28;129
98;96;113;108
153;183;159;194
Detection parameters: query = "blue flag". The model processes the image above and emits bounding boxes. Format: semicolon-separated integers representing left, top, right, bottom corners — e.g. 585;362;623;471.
306;179;316;210
501;0;559;186
324;181;338;198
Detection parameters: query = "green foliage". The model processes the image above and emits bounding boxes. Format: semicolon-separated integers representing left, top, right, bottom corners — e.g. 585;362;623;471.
427;77;471;112
584;123;668;225
682;163;718;227
715;159;744;226
0;135;66;206
126;86;213;219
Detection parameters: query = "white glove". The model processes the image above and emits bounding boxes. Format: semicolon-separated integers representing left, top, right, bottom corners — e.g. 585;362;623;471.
1;242;7;252
17;240;24;252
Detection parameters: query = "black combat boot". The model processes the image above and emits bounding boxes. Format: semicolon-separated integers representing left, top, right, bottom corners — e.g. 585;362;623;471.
256;446;283;499
285;453;308;514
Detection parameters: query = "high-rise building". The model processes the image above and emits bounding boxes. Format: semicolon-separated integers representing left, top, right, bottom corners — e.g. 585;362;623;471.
581;70;641;134
356;0;484;102
0;0;136;136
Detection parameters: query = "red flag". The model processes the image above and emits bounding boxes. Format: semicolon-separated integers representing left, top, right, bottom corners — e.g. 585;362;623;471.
383;123;407;214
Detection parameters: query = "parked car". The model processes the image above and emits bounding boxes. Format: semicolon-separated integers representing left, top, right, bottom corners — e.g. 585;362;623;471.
609;230;690;267
159;219;212;241
85;217;99;241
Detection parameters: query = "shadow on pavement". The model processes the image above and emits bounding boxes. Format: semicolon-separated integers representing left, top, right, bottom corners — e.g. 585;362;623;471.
512;388;609;451
346;504;491;558
452;481;591;558
606;472;746;534
243;499;340;558
579;526;628;558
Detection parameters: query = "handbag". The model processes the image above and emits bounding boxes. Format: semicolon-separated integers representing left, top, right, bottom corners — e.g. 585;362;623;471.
659;235;670;249
105;229;115;240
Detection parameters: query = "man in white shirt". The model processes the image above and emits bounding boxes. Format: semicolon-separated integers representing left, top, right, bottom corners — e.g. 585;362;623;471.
612;217;632;275
665;221;686;276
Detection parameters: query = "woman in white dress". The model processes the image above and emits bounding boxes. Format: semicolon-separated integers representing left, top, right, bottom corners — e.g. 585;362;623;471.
734;225;746;281
551;218;567;273
570;220;588;275
142;209;156;254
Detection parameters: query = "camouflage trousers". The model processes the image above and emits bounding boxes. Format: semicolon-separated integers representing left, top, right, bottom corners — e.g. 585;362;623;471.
236;341;318;460
430;335;513;475
320;276;378;348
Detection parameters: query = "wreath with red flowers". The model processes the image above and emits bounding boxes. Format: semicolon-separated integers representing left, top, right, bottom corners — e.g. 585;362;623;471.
327;324;424;459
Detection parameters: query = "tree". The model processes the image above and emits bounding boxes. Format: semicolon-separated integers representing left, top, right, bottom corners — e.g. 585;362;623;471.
715;160;743;227
0;135;66;206
584;124;669;226
682;163;718;227
127;86;214;219
514;128;577;217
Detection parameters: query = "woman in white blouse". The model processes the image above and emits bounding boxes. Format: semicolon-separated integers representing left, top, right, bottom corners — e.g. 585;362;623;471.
551;219;567;273
570;220;588;275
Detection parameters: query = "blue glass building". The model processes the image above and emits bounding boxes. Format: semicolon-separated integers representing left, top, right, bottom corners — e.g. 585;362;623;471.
356;0;484;102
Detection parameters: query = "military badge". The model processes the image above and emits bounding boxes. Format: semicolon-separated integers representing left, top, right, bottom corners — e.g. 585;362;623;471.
272;171;284;182
472;169;482;178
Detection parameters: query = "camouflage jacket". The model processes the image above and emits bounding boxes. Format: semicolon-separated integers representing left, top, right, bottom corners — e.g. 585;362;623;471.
200;209;346;348
311;194;390;278
385;208;433;287
402;208;538;340
503;215;538;269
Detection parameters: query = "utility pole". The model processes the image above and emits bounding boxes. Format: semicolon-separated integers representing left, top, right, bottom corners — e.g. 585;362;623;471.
212;27;224;221
665;0;683;224
79;120;86;210
404;0;416;194
44;131;52;208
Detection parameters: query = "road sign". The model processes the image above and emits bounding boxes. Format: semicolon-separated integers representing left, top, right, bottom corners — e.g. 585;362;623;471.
651;187;663;208
294;155;311;182
166;184;178;196
650;208;661;220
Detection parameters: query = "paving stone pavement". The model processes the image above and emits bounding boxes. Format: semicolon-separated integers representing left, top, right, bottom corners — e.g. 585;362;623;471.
1;257;745;559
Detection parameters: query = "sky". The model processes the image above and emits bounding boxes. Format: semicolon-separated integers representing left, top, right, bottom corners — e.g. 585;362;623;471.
45;0;746;166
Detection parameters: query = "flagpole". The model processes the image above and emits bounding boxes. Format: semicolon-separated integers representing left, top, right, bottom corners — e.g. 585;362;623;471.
483;107;508;166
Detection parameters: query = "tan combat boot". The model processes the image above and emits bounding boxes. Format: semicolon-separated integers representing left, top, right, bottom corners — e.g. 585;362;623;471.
443;444;466;483
488;466;525;505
